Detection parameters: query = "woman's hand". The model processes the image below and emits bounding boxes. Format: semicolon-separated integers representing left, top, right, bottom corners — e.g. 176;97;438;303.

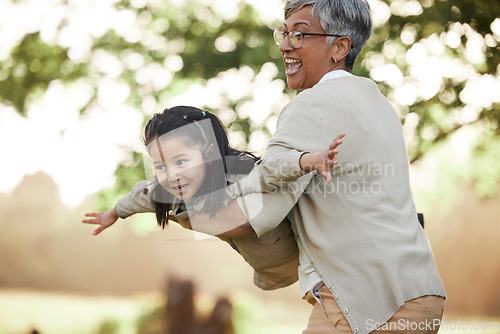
82;209;119;236
299;132;345;183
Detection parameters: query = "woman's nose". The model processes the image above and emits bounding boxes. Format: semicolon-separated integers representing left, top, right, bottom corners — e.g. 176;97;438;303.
279;34;293;53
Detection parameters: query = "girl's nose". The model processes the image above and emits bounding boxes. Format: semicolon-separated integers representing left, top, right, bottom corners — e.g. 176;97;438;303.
167;168;181;182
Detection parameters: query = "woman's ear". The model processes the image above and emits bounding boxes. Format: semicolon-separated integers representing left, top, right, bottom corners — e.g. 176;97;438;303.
332;36;352;63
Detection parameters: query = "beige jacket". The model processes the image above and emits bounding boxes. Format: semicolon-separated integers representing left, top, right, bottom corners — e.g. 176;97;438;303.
236;75;446;333
114;151;304;290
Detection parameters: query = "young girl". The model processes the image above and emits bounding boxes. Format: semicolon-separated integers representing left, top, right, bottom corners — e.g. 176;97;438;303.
83;106;344;289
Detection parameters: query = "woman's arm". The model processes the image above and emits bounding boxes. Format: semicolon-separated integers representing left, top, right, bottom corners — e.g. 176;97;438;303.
186;200;256;238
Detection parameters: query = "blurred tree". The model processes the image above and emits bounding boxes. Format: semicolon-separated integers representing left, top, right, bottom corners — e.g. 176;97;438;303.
362;0;500;163
0;32;88;115
1;0;499;203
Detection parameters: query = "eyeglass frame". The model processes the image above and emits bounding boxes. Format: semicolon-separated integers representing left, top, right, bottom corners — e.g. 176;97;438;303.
272;28;344;49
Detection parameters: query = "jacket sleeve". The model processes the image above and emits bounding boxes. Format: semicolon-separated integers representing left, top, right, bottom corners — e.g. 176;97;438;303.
225;150;307;200
115;180;299;290
114;180;155;219
236;100;330;236
236;173;314;236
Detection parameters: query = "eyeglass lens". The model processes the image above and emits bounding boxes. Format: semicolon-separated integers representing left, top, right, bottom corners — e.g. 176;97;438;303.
273;29;303;49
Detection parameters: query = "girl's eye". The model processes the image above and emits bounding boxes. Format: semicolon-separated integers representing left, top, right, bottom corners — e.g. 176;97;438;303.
154;164;166;171
176;159;187;166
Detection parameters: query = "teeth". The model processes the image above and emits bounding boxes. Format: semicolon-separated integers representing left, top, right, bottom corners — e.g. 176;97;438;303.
285;58;300;63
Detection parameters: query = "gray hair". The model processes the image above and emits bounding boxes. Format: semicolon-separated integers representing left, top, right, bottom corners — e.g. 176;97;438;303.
284;0;372;70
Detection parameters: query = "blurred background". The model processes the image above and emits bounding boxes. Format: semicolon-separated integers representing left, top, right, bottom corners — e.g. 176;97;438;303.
0;0;499;333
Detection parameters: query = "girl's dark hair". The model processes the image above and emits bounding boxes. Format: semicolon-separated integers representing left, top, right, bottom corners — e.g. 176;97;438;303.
143;106;258;228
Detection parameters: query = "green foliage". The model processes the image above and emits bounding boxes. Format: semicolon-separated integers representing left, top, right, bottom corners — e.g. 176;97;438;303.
363;0;500;163
468;132;500;197
136;302;166;334
231;293;260;334
95;318;120;334
0;32;87;115
134;292;261;334
93;151;147;212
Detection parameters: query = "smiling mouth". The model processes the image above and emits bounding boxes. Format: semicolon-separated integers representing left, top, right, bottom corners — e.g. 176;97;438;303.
171;184;188;194
285;57;302;75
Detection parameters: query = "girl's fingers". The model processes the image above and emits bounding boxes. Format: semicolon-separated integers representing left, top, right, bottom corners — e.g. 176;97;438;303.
81;219;100;225
92;224;110;235
329;140;342;150
84;212;99;217
328;149;339;158
330;133;345;149
335;132;346;141
322;171;332;183
321;134;343;183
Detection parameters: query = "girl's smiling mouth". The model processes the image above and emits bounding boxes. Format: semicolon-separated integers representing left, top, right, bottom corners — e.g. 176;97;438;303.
171;183;188;195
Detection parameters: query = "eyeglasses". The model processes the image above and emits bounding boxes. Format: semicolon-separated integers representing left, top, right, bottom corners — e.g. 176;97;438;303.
272;28;342;49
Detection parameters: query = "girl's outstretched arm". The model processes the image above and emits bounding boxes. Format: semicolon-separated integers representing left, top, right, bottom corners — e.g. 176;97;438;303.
225;132;345;200
82;180;156;236
188;134;345;238
299;132;345;183
82;210;119;236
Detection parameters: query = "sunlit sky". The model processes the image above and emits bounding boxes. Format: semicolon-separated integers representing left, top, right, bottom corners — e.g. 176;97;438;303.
0;0;499;206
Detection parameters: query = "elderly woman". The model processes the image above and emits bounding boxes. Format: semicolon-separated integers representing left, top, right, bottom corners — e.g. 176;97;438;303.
88;0;446;333
234;1;446;333
205;1;446;333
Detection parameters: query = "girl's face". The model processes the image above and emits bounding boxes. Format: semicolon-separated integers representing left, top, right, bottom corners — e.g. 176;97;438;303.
149;136;207;202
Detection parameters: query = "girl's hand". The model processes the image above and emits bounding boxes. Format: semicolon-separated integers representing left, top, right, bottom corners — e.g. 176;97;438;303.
82;209;119;236
299;132;345;183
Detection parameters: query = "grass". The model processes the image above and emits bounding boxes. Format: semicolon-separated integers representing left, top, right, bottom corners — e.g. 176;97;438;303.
0;289;158;334
0;289;310;334
2;289;498;334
